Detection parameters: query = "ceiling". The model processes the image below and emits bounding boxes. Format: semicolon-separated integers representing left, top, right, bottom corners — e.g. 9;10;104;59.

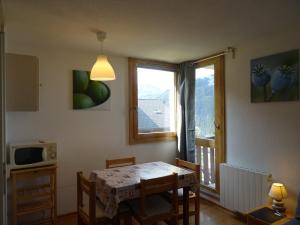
4;0;300;63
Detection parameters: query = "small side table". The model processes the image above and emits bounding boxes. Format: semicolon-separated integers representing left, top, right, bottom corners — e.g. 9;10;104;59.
247;207;291;225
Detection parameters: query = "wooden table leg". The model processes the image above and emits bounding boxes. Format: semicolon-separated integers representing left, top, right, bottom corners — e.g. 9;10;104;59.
183;186;190;225
195;190;200;225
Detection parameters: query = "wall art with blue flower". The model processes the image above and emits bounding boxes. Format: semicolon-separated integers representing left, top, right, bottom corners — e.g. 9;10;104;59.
251;50;299;102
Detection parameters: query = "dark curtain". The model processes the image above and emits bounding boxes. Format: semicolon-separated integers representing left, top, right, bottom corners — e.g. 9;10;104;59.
177;61;195;162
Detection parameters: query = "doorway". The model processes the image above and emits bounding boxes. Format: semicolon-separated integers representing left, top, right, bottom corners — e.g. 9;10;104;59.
194;55;225;194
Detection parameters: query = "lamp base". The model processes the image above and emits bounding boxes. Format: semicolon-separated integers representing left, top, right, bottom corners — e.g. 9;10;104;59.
272;199;286;216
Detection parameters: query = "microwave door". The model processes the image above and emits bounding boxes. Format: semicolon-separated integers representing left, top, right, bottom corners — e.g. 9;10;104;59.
15;147;44;165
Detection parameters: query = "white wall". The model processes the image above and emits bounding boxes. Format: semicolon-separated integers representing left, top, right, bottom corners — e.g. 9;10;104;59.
6;42;176;215
226;30;300;214
7;24;300;217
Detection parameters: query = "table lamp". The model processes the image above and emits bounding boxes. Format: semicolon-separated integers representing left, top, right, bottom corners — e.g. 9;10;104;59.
268;183;288;214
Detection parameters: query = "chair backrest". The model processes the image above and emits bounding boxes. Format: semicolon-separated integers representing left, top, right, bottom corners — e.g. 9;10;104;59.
77;171;96;225
139;173;178;217
106;156;136;169
175;158;200;181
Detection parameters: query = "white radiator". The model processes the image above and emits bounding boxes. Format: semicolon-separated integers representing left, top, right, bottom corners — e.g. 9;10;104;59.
220;163;272;213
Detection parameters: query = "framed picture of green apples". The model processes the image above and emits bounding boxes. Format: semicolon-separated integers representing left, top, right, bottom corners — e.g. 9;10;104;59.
251;49;299;103
73;70;111;110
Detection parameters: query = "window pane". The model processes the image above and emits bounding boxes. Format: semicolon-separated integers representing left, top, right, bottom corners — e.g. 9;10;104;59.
137;67;175;134
195;65;215;139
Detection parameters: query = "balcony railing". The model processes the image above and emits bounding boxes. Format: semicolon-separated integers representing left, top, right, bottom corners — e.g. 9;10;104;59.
195;145;216;189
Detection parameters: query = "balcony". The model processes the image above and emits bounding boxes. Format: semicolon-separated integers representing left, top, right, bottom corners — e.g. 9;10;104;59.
195;144;216;190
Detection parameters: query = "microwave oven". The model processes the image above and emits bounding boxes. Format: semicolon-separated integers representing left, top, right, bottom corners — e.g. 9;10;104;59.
8;141;57;170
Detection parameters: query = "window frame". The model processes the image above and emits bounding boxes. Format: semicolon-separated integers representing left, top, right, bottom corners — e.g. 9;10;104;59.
128;58;178;144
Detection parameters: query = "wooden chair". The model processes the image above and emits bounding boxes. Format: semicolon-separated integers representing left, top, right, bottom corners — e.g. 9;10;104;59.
128;173;179;225
77;171;110;225
175;158;200;225
106;156;136;169
77;172;132;225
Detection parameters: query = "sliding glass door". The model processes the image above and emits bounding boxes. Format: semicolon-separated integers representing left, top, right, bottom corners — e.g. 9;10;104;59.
195;56;225;194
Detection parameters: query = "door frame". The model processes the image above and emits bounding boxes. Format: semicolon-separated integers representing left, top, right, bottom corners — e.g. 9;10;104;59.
195;55;225;194
0;23;6;225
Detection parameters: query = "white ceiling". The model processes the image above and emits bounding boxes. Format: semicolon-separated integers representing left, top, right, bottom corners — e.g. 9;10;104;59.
4;0;300;63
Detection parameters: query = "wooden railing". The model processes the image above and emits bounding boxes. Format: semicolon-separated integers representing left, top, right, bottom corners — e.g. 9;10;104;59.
195;144;216;189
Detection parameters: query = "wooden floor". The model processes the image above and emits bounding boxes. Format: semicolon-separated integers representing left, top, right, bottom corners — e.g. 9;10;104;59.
57;199;245;225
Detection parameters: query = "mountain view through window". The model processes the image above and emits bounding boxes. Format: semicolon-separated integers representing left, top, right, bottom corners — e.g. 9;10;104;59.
137;68;175;133
195;65;215;139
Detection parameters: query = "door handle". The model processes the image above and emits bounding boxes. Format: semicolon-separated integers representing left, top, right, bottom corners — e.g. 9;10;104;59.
214;122;220;129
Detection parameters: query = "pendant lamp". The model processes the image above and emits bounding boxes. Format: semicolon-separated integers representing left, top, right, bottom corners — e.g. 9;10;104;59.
90;31;116;81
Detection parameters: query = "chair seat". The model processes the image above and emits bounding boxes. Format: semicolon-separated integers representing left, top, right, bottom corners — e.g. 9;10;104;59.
128;194;173;218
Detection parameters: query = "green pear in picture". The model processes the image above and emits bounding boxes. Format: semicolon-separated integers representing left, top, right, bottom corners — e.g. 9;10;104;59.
73;70;89;93
86;81;111;104
72;70;111;110
73;93;95;109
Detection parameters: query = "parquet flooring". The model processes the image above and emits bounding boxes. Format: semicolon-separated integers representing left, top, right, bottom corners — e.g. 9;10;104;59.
57;199;245;225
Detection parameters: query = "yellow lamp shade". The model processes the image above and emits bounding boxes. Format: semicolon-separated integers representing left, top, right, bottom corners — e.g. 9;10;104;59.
269;183;288;200
90;55;116;81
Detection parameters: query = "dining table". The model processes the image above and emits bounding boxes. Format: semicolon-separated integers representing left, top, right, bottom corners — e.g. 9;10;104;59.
90;161;198;225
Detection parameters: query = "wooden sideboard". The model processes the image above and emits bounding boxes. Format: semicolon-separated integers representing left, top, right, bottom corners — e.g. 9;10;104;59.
10;165;57;225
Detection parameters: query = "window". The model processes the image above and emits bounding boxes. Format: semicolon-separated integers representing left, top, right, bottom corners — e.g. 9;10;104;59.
194;56;225;194
195;64;215;140
129;58;177;144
